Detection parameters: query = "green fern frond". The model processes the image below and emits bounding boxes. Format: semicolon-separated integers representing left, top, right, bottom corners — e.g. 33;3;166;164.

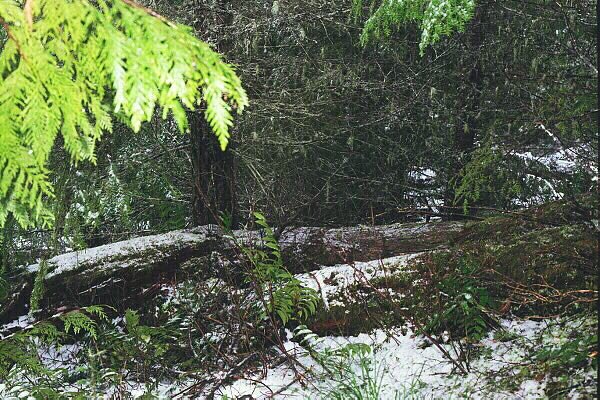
245;213;320;325
29;259;48;313
60;310;97;339
84;305;110;322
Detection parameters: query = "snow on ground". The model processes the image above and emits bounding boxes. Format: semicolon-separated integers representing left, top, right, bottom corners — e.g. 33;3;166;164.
3;228;594;398
217;319;550;400
0;315;35;333
38;342;81;371
3;316;593;399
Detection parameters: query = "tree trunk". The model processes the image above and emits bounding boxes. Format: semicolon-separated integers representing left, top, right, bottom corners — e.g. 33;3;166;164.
189;1;238;228
444;6;487;217
189;112;237;227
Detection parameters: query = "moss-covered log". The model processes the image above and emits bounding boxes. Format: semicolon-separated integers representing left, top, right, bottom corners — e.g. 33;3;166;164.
1;221;463;326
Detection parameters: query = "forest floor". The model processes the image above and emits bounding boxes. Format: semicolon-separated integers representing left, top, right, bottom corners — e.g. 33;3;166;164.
121;259;596;399
0;197;597;399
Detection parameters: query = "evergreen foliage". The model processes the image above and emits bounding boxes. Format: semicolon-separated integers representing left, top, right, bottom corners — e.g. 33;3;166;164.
0;306;107;382
4;0;589;242
0;0;596;396
29;258;48;313
0;0;247;228
355;0;476;54
60;306;107;339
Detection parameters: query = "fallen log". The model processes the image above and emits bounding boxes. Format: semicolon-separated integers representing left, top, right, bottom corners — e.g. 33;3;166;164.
279;221;463;271
1;221;463;324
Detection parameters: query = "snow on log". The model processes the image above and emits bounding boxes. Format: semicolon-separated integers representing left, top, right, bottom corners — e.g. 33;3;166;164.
296;253;422;310
279;221;463;271
1;221;463;324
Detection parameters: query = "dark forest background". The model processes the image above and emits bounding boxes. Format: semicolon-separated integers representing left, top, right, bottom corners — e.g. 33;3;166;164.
2;0;596;267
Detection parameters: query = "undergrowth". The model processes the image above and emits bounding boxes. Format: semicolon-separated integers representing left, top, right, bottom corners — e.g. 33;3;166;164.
0;213;323;397
0;199;596;397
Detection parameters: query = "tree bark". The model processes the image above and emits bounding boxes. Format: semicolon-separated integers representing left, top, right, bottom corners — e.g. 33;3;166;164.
0;221;464;326
444;6;487;217
189;112;237;227
189;0;238;228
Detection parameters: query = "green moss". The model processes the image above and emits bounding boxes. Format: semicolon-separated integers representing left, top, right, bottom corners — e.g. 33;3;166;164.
309;195;598;337
305;275;412;335
434;196;598;318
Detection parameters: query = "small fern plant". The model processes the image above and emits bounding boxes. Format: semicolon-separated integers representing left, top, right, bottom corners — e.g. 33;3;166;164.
61;306;108;340
293;325;384;400
0;0;248;228
0;305;108;383
242;212;320;325
29;259;48;313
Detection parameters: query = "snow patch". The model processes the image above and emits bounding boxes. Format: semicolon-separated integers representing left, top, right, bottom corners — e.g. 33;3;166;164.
217;319;553;399
296;254;421;307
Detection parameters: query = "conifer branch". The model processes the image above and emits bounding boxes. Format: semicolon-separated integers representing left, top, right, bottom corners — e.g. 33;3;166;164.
23;0;33;28
0;17;26;59
0;0;248;228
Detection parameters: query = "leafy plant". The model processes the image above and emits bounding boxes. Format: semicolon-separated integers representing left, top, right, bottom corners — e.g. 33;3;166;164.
92;308;182;384
479;314;597;398
60;306;108;340
354;0;476;54
29;259;48;313
454;144;561;211
0;0;247;228
533;314;598;376
294;325;389;400
242;212;320;325
325;348;384;400
0;305;108;389
424;256;495;342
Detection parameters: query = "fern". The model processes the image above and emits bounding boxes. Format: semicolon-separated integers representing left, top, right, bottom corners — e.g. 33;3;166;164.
0;337;48;379
243;212;320;325
29;258;48;313
84;305;110;321
60;309;99;339
293;324;383;399
0;0;248;228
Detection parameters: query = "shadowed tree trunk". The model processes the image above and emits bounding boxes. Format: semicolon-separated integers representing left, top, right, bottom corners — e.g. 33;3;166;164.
189;0;238;228
189;112;237;227
444;6;487;218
